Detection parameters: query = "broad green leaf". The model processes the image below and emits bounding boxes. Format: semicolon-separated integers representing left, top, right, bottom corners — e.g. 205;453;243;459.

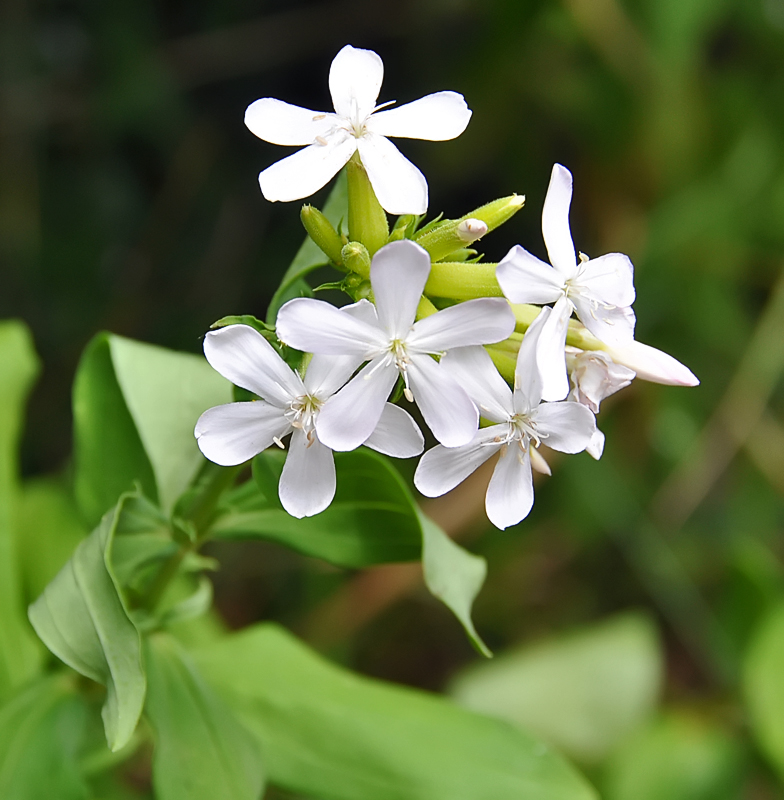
0;676;89;800
195;623;597;800
74;333;232;526
743;599;784;778
109;335;232;513
420;512;490;657
450;613;662;763
213;450;489;652
28;493;146;751
73;334;158;527
602;712;744;800
145;634;265;800
0;320;43;698
266;171;348;324
16;478;87;603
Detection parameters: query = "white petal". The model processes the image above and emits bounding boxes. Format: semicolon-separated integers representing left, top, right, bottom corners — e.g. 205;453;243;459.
529;445;551;475
587;427;605;460
368;92;471;141
278;428;336;518
371;240;430;339
580;253;635;307
513;306;552;411
604;340;699;386
258;132;357;203
571;296;635;347
303;353;363;399
533;297;572;403
569;349;635;412
329;45;383;121
408;298;515;353
440;346;513;423
203;325;302;406
195;402;290;466
364;403;424;458
496;245;565;304
315;357;399;451
535;401;596;453
341;297;379;326
542;164;577;277
244;98;335;146
357;132;428;215
414;427;502;497
485;444;534;530
407;354;478;447
276;297;387;356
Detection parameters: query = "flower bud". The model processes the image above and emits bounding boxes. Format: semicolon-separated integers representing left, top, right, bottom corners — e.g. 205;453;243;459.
346;152;389;256
604;341;699;386
300;205;344;266
341;241;371;278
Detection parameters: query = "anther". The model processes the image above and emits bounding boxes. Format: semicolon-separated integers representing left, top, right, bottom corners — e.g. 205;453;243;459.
272;436;285;449
312;114;326;121
315;135;328;146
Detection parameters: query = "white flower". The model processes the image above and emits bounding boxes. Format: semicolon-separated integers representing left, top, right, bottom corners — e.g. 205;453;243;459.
414;308;597;530
244;44;472;215
276;239;516;451
566;347;636;414
496;163;636;400
194;323;423;518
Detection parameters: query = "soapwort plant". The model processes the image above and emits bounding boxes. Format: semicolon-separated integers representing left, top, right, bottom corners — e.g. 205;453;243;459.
2;43;698;800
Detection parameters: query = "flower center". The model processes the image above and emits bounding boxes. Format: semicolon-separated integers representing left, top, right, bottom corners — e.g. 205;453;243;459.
285;394;323;445
390;339;414;401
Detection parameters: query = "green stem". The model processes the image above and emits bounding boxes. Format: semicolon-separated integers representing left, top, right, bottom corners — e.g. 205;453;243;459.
425;262;502;300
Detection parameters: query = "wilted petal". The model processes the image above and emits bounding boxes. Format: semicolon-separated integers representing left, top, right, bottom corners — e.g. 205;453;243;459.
408;298;515;353
258;132;357;203
244;98;335;146
535;401;596;453
440;346;513;423
368;91;471;140
203;324;302;406
414;427;502;497
276;297;387;356
371;240;430;339
315;357;399;451
586;427;605;460
485;444;534;529
496;245;565;305
364;403;424;458
278;428;336;518
195;402;290;466
357;132;428;215
407;354;478;447
568;349;635;413
542;164;577;277
571;295;635;347
580;252;635;307
329;45;384;121
605;340;699;386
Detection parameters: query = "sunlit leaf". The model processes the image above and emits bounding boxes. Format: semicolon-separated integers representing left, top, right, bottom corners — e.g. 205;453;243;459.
145;634;265;800
195;623;597;800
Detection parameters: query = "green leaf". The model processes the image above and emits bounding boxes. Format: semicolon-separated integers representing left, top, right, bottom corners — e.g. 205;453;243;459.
74;333;232;526
743;599;784;778
145;634;265;800
0;320;44;699
420;512;490;657
602;712;744;800
266;171;348;324
28;493;146;751
0;676;89;800
450;613;663;763
195;623;597;800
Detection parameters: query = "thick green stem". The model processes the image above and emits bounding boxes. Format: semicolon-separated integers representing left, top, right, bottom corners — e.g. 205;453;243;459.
425;262;502;299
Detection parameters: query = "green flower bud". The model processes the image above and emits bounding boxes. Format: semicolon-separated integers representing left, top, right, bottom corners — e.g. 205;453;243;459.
341;241;371;278
346;152;389;256
300;205;344;267
343;271;372;301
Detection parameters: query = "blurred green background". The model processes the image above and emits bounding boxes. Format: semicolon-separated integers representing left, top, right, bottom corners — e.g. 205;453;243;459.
3;0;784;796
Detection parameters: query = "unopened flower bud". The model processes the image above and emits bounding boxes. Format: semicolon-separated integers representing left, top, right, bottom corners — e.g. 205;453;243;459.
457;218;488;242
346;152;389;256
341;241;371;278
301;205;344;266
604;341;699;386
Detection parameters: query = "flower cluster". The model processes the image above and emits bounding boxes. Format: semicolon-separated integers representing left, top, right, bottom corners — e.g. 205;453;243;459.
195;44;698;529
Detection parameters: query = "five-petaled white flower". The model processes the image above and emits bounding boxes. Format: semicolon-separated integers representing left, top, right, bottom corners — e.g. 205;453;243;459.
194;323;423;518
414;308;597;530
276;239;516;451
244;44;472;215
497;163;636;400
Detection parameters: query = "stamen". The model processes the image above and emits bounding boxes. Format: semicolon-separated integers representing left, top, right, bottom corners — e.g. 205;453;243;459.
272;436;285;449
312;113;326;121
315;135;329;146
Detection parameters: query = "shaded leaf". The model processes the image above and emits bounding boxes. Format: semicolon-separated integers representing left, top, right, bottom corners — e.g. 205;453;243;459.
195;623;597;800
28;493;146;751
450;613;662;763
145;634;265;800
